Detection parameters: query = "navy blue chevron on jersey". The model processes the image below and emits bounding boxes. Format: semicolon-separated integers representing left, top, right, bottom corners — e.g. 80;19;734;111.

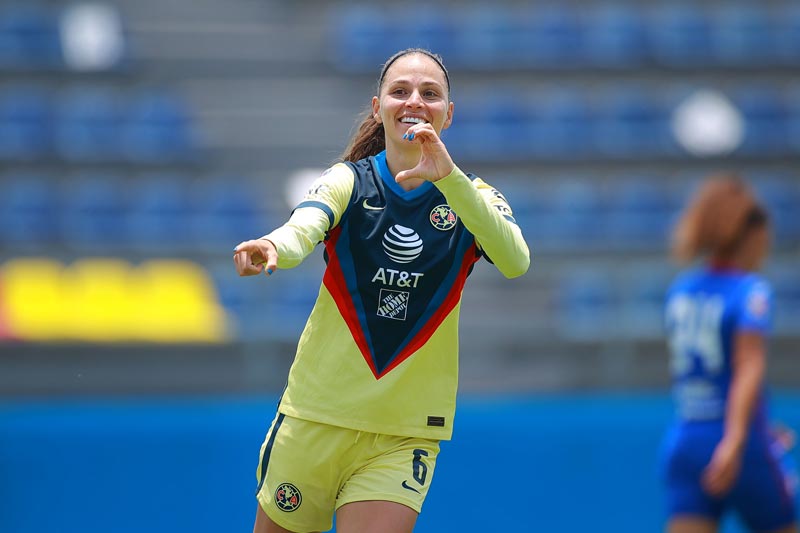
320;151;481;379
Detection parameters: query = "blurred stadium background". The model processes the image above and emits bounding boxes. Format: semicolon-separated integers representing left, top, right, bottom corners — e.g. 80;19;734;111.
0;1;798;531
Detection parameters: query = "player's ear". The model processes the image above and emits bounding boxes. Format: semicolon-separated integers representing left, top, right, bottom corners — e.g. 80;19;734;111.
442;101;454;130
371;96;382;124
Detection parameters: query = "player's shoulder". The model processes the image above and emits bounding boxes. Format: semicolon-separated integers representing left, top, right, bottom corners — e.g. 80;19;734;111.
738;272;772;300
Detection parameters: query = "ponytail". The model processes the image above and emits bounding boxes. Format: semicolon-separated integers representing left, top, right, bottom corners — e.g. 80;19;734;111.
341;109;385;162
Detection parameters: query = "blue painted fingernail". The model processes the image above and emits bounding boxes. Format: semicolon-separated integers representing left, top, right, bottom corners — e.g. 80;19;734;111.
409;133;415;140
403;133;408;139
266;268;273;275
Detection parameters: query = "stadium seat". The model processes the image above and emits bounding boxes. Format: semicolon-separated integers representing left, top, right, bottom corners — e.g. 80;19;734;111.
711;4;777;66
731;86;790;155
769;264;800;336
594;87;671;158
60;176;129;250
452;5;522;69
527;89;595;158
394;6;456;62
604;178;679;248
62;258;135;342
583;4;648;67
0;85;52;160
0;174;60;248
521;5;585;67
542;178;604;248
775;5;800;65
0;3;62;69
754;175;800;245
1;258;67;340
557;269;619;340
620;266;671;339
54;86;122;162
327;5;392;71
468;89;538;160
649;5;715;66
133;259;229;342
120;89;195;163
126;174;195;252
190;178;272;252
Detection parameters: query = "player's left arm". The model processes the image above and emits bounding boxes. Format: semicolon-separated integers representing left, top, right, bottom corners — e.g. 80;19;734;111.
433;168;530;278
703;279;771;496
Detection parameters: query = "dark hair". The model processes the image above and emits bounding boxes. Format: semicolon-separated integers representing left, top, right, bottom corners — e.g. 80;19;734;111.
340;48;450;163
671;173;770;269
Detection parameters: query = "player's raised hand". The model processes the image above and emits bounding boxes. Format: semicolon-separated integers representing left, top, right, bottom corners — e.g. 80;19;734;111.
394;122;455;184
233;239;278;277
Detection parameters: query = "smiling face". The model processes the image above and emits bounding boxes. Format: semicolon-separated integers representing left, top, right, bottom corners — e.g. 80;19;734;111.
371;53;453;145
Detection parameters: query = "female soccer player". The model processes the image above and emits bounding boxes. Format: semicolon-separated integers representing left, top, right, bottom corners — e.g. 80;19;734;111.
233;48;530;533
660;174;797;533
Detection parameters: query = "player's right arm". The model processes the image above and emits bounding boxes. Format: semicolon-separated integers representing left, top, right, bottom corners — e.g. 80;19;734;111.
233;164;354;277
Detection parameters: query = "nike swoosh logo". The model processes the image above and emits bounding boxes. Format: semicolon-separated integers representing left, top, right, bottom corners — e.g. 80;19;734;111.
401;480;420;494
363;198;385;211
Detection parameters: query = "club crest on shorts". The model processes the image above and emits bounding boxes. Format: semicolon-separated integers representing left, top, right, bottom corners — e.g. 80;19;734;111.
430;204;457;231
275;483;302;512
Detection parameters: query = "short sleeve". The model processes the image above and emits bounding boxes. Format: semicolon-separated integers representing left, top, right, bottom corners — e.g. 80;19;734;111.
738;279;772;334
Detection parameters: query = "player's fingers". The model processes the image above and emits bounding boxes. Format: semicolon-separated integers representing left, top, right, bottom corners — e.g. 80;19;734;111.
262;247;278;276
233;251;263;276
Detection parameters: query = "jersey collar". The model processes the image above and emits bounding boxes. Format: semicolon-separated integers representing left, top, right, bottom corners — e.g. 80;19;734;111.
374;150;434;201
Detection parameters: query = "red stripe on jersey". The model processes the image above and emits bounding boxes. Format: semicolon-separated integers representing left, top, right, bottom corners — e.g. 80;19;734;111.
322;227;379;377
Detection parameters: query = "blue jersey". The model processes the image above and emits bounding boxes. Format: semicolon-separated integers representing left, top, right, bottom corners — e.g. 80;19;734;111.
665;267;772;426
660;266;796;529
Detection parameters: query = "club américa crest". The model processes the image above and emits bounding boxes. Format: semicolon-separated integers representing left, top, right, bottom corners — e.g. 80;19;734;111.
430;204;457;231
275;482;302;512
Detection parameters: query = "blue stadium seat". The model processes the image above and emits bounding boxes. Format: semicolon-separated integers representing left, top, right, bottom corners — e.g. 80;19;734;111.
754;175;800;245
60;176;129;249
54;87;122;162
191;179;272;251
558;269;619;340
731;86;790;155
769;264;800;336
584;5;648;67
541;178;604;248
604;179;678;248
441;88;534;161
620;266;671;339
787;85;800;153
594;87;671;158
521;5;585;67
0;174;60;247
527;89;595;158
393;6;456;61
120;89;195;163
0;85;51;160
711;4;777;66
452;5;527;69
328;5;393;71
126;174;195;252
649;5;714;66
0;3;62;69
776;5;800;65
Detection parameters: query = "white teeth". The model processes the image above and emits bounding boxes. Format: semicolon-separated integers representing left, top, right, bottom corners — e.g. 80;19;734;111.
400;117;426;124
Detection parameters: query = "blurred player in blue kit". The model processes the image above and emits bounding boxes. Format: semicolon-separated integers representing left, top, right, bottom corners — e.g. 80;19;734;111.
233;48;529;533
660;174;798;533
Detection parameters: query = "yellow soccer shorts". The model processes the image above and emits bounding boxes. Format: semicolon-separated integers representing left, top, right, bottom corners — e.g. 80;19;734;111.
255;413;440;532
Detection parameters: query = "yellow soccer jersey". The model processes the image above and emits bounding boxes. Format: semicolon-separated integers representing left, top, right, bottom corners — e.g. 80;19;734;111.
262;152;529;439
